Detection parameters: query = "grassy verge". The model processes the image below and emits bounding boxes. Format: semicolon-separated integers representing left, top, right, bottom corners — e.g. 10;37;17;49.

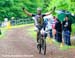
0;27;7;39
0;23;75;50
11;23;33;29
71;24;75;36
27;25;75;50
0;23;34;39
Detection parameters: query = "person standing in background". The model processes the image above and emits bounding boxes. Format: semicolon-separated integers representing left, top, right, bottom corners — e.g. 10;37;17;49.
52;16;57;40
10;17;15;26
47;15;53;38
1;18;8;27
44;14;53;38
62;16;72;46
55;19;62;43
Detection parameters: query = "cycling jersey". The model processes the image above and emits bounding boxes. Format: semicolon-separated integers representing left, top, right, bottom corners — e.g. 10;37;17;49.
32;14;46;26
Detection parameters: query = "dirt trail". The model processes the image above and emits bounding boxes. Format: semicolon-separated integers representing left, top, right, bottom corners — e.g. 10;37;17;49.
0;25;75;58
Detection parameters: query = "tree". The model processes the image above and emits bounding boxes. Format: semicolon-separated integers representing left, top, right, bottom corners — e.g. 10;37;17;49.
47;0;75;13
0;0;74;21
0;0;45;21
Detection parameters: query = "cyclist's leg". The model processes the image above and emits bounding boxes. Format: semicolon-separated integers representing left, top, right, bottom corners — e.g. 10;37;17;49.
43;24;47;39
37;25;45;43
36;25;41;43
37;30;40;43
41;26;47;46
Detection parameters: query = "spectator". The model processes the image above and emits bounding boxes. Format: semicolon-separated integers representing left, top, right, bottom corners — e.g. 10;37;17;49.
10;17;15;26
55;19;62;43
62;16;72;46
52;16;57;29
52;16;57;40
44;14;53;38
1;18;8;27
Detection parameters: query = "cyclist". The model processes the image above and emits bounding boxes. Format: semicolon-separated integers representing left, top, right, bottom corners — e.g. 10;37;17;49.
22;7;56;43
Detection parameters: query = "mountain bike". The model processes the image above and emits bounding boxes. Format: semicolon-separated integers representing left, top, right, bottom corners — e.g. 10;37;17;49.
37;29;46;55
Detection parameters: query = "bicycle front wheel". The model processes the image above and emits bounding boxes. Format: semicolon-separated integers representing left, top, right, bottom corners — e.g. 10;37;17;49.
41;38;46;55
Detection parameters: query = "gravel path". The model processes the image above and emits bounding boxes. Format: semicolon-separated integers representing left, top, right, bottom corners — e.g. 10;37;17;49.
0;25;75;58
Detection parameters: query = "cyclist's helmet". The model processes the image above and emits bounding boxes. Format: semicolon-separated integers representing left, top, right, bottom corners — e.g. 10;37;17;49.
37;7;42;11
37;7;42;14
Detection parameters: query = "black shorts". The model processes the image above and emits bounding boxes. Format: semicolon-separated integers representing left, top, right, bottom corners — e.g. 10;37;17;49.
36;25;47;38
36;25;43;31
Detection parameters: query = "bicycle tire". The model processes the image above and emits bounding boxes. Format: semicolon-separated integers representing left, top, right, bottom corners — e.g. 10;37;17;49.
41;37;46;55
44;39;46;55
38;33;41;54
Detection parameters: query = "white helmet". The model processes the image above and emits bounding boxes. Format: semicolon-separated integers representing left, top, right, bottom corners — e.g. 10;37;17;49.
37;7;42;11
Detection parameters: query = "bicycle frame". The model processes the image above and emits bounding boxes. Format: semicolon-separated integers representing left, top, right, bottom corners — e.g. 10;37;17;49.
37;31;46;55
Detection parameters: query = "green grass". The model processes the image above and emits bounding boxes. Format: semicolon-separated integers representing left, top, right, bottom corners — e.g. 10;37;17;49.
27;25;75;50
27;26;36;39
0;23;75;50
0;23;34;39
72;24;75;36
0;27;7;39
11;23;33;29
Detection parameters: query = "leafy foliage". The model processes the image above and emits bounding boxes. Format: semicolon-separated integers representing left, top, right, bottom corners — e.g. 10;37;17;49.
47;0;75;12
0;0;75;21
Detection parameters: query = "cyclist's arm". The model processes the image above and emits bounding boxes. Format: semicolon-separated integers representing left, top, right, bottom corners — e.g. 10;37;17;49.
22;8;33;16
45;7;56;16
45;11;52;16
